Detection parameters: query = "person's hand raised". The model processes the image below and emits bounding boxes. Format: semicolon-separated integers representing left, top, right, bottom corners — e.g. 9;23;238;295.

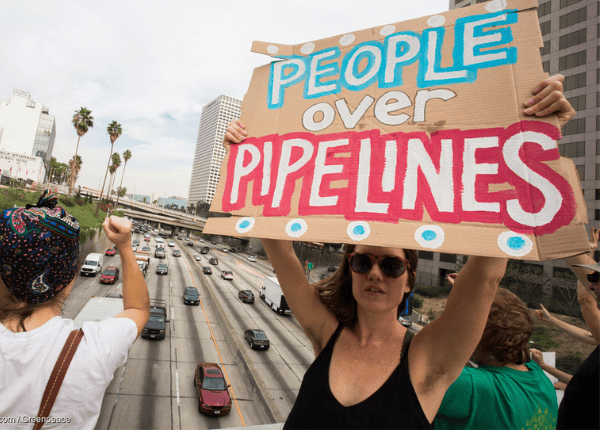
523;74;576;129
103;216;132;248
589;228;599;251
223;120;247;153
533;303;552;322
446;273;458;286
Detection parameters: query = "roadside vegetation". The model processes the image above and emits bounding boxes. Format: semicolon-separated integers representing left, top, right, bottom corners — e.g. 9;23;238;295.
0;187;123;244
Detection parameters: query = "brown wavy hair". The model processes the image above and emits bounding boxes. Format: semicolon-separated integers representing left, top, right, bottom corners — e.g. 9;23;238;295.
313;244;418;327
476;288;533;365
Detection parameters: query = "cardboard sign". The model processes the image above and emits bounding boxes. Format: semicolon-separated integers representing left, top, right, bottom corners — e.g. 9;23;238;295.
205;0;590;260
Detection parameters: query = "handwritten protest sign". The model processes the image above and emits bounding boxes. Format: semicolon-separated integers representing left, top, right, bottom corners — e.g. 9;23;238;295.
205;0;590;260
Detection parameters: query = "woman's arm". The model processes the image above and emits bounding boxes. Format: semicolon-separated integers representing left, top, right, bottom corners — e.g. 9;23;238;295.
224;121;338;353
534;304;597;346
531;348;573;384
261;239;338;354
577;281;600;344
105;216;150;338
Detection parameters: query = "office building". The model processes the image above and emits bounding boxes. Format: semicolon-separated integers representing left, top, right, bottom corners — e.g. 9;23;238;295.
188;95;242;205
410;0;600;294
0;89;56;169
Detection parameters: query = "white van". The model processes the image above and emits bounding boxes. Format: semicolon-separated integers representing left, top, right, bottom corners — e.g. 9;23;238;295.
80;253;104;276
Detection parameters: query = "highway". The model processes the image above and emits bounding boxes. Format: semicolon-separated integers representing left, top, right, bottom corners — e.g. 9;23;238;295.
63;230;313;429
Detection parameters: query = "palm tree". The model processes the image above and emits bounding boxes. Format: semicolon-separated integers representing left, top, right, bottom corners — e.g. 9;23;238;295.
70;108;94;195
96;121;122;215
107;153;121;200
115;149;132;207
67;155;83;188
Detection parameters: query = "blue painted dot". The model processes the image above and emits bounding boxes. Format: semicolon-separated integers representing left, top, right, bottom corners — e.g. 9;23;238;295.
239;220;250;229
290;223;302;232
507;236;525;250
422;230;437;241
353;225;365;235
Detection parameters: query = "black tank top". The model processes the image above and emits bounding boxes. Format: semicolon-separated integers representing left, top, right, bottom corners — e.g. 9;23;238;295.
284;323;432;429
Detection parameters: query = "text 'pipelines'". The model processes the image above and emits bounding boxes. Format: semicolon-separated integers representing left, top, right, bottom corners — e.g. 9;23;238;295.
222;121;575;236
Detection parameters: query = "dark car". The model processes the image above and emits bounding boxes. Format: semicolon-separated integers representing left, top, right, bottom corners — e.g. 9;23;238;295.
156;263;168;275
202;266;212;275
238;290;254;304
200;247;209;254
173;250;181;257
142;300;167;340
194;363;231;416
229;248;236;253
244;329;270;350
187;241;194;247
105;248;116;256
183;286;200;305
100;266;120;284
133;239;140;246
209;258;218;265
328;266;337;272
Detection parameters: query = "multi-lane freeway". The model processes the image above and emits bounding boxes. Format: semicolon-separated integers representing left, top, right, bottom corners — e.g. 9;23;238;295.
62;230;314;429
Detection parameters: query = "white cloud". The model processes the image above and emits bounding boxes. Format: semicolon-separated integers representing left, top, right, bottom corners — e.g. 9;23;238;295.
0;0;449;198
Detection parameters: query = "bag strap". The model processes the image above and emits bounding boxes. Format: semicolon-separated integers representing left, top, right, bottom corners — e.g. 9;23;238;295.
401;329;414;362
33;329;84;430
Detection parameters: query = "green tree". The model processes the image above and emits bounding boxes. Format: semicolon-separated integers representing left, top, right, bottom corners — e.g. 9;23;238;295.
107;152;121;199
67;155;83;188
115;149;131;208
70;107;94;195
196;200;211;217
96;121;122;215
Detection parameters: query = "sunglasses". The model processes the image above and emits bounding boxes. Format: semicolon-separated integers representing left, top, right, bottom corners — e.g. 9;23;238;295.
346;253;409;278
587;272;600;284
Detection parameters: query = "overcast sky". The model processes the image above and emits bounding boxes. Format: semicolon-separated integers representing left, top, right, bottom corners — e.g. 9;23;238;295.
1;0;449;202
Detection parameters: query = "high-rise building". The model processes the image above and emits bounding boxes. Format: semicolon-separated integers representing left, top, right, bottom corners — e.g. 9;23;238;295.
0;89;56;169
188;95;242;205
412;0;600;290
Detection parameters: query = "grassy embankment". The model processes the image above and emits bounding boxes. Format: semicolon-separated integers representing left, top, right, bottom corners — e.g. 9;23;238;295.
414;285;596;375
0;187;124;244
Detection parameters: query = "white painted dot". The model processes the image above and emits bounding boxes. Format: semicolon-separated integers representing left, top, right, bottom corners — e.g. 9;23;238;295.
485;0;507;13
235;217;255;234
380;25;396;36
267;45;279;54
414;225;445;249
347;221;370;241
497;231;533;257
427;15;446;27
339;34;355;46
300;43;315;55
285;219;308;238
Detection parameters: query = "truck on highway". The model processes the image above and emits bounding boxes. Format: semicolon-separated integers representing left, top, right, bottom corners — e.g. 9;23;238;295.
73;296;124;329
141;299;168;340
260;277;291;315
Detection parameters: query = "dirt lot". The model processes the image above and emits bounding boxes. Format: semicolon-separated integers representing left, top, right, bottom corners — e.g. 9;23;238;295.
418;296;596;374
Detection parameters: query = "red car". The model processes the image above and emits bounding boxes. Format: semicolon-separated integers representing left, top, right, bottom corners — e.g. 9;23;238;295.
105;248;116;256
99;266;120;284
194;363;231;416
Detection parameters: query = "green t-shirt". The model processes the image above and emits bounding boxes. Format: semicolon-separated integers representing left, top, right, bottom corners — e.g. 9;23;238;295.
434;360;557;430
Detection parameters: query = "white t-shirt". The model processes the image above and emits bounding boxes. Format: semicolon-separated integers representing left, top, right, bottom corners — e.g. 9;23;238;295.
0;316;137;429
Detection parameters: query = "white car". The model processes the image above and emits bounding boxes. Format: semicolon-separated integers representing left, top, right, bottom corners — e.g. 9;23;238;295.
168;240;175;247
132;245;138;252
223;248;229;253
156;237;164;244
221;270;233;280
247;256;256;262
194;255;201;261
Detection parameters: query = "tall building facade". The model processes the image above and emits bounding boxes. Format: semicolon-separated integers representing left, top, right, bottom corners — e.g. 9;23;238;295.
412;0;600;288
0;89;56;169
188;95;242;205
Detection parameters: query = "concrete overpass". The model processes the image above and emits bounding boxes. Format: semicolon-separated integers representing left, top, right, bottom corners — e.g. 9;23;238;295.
120;208;207;233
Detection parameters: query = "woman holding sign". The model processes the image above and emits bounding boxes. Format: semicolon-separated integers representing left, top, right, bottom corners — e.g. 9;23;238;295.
224;75;575;429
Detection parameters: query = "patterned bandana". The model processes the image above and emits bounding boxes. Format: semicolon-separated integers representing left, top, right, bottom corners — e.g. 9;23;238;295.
0;190;80;304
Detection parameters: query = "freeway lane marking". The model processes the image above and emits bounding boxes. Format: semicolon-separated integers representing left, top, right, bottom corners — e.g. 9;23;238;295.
181;253;246;427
